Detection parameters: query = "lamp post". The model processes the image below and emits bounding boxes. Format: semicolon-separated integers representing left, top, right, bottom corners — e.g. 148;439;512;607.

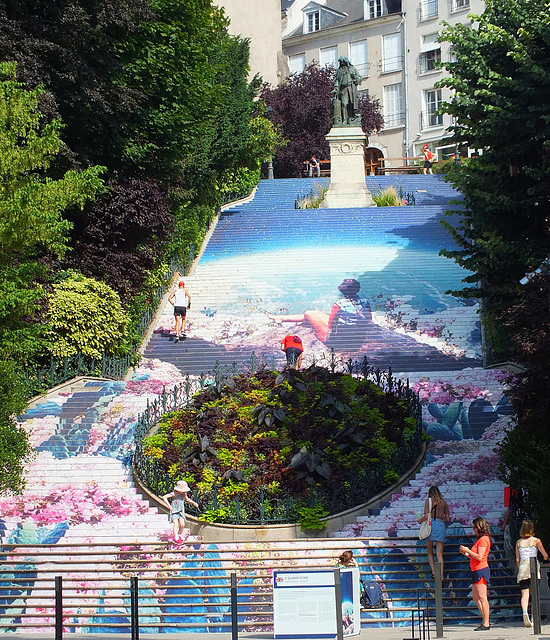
266;104;275;179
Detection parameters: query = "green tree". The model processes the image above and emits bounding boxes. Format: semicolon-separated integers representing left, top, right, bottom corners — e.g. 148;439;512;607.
0;361;34;494
438;0;550;339
0;0;151;170
47;273;128;359
438;0;550;534
122;0;229;188
0;61;104;363
499;273;550;540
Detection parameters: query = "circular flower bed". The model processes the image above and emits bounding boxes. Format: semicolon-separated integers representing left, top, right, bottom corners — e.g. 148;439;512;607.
141;366;421;527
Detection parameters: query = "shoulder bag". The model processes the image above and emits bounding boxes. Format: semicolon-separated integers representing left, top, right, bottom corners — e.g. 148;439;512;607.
419;498;432;540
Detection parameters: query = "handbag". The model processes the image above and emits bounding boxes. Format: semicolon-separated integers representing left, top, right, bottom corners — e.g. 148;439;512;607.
419;498;432;540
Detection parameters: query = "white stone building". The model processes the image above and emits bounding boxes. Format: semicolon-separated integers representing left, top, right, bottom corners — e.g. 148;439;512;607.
403;0;484;160
217;0;284;86
281;0;485;169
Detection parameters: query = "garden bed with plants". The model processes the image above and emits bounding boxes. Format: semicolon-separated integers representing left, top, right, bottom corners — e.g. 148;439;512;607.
139;365;422;531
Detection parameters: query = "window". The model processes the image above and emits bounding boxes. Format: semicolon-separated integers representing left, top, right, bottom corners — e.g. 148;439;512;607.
365;0;383;19
382;33;402;73
383;84;404;127
306;10;320;32
349;40;368;77
451;0;469;11
288;53;306;75
422;89;443;128
419;0;438;20
320;46;338;69
419;48;441;74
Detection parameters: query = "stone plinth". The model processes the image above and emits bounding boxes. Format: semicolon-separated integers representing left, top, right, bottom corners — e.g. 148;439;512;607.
320;126;375;208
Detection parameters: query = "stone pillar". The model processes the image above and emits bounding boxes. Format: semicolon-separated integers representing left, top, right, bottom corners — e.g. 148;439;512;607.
320;127;375;208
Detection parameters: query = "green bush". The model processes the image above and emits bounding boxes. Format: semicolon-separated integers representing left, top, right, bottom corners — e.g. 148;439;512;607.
295;183;329;209
373;186;404;207
0;361;34;493
298;504;329;531
219;167;261;199
46;272;128;359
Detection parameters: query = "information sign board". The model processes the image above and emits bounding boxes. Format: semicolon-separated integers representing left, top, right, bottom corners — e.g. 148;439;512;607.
273;568;360;639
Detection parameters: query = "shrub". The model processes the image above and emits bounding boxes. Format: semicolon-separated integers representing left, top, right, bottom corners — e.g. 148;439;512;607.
46;272;128;359
373;186;404;207
295;183;329;209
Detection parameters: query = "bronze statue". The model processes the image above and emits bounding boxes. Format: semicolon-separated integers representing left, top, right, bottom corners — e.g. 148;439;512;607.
332;56;362;127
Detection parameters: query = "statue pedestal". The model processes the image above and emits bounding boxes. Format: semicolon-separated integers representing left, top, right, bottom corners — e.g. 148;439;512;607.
320;127;375;208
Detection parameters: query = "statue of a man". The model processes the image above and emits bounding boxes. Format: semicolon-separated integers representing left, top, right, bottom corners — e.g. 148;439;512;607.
332;56;362;126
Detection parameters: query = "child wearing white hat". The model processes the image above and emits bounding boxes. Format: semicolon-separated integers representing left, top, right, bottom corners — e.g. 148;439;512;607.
161;480;199;542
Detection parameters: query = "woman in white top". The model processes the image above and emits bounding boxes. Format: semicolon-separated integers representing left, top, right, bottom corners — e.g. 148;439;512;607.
516;520;549;627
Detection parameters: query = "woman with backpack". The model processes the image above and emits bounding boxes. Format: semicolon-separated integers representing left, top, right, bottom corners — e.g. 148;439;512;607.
417;485;450;579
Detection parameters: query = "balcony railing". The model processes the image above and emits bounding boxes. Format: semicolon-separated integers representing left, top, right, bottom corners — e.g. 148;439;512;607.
419;51;441;75
419;0;438;20
384;111;406;128
421;109;443;129
382;55;403;73
450;0;469;11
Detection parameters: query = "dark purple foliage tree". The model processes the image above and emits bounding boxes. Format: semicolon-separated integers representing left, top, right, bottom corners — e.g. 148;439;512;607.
67;176;172;303
261;63;383;178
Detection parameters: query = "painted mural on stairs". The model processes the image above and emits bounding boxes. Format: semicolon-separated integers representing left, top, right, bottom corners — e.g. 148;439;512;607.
151;178;482;373
0;178;519;632
0;363;514;632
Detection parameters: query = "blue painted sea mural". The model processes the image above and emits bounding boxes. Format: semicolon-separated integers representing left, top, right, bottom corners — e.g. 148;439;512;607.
0;178;517;633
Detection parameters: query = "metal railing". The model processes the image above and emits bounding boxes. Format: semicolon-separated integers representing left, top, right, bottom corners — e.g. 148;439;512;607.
419;0;438;20
450;0;469;11
132;353;423;525
421;109;443;129
0;541;444;635
383;111;406;128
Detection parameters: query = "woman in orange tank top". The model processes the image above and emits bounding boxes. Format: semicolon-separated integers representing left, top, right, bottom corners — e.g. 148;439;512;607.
460;516;491;631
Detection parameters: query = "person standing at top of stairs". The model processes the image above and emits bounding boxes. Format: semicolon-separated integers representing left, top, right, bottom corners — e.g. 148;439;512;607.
168;280;192;342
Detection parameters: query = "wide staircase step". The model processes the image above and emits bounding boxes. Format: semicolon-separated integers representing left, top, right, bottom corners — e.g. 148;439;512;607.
144;177;479;376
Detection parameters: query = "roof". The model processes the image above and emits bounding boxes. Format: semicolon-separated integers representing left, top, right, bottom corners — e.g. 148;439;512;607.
284;0;401;38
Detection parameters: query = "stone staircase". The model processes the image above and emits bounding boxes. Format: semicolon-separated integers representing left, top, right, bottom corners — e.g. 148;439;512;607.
0;176;521;633
145;176;480;375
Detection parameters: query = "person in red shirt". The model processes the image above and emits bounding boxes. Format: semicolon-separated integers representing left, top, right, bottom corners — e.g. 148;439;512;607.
460;516;492;631
422;144;434;175
281;334;304;370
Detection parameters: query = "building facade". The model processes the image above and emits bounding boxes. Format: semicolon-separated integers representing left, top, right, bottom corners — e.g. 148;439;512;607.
282;0;485;169
282;0;406;171
218;0;284;86
403;0;484;160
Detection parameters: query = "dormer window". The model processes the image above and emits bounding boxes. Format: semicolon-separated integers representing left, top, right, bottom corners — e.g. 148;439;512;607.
307;10;320;32
301;3;347;35
366;0;383;19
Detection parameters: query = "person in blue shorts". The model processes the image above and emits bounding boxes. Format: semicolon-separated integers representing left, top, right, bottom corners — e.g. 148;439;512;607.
418;485;450;579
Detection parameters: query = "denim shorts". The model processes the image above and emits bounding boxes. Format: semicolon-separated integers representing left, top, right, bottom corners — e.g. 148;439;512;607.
428;518;446;542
